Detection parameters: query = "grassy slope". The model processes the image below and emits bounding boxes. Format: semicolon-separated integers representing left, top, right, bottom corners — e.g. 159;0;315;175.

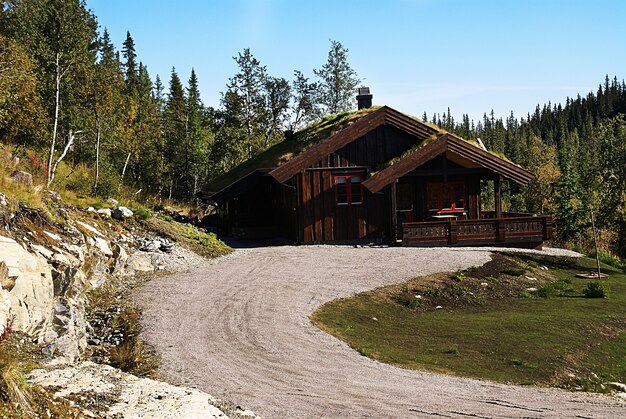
311;254;626;391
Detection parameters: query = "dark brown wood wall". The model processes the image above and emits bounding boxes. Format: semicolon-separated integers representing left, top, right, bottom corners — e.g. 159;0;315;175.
296;124;415;243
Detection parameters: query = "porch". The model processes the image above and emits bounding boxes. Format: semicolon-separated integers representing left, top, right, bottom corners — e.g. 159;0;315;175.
400;212;553;248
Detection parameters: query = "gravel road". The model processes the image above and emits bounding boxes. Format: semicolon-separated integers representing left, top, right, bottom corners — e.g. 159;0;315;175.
137;246;625;418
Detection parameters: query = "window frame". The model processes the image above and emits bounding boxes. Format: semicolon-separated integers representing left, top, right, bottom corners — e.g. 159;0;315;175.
426;181;466;211
334;173;365;206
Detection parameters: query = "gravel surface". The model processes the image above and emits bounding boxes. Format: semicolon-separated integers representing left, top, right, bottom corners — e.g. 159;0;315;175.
137;246;624;418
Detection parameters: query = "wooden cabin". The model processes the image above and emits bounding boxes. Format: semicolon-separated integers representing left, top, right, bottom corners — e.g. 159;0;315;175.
206;91;552;248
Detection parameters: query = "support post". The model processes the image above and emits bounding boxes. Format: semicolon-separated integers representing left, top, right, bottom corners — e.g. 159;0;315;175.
494;175;503;219
449;220;458;245
391;181;398;243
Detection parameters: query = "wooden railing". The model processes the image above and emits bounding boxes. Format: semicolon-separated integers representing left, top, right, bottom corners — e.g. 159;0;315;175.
401;215;552;248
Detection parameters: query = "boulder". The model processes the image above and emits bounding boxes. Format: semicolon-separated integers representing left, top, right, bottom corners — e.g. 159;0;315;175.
10;170;33;186
112;206;133;220
97;208;112;217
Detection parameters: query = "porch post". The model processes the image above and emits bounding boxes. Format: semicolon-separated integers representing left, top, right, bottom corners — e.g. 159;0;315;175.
494;175;502;219
391;181;398;243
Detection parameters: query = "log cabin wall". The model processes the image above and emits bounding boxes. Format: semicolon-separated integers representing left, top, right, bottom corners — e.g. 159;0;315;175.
296;125;415;243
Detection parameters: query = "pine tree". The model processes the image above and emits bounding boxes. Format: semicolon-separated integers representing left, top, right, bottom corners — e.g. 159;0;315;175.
122;31;138;93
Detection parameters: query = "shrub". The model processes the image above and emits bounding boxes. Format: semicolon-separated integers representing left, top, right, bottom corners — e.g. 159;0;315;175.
393;288;423;309
583;281;608;298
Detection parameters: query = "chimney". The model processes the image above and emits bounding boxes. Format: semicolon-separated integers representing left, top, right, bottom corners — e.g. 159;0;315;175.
356;87;373;109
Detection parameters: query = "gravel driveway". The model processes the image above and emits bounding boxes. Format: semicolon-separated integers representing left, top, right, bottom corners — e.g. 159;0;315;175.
138;246;624;418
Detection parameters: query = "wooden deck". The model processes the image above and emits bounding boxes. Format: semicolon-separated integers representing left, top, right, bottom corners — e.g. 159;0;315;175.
401;214;552;248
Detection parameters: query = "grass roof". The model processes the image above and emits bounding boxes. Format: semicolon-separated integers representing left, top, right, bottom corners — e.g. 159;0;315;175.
207;105;520;193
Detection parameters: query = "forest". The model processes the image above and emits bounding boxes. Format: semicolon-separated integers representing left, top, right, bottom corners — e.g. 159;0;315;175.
0;0;625;258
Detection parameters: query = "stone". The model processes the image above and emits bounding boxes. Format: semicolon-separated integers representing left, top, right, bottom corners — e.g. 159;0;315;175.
97;208;112;217
0;191;7;206
95;237;113;256
75;220;105;237
0;260;12;290
112;206;133;220
0;235;54;336
525;287;538;292
106;198;119;206
28;361;230;418
10;170;33;186
86;206;97;212
48;190;61;203
31;244;54;261
44;230;62;242
608;382;626;392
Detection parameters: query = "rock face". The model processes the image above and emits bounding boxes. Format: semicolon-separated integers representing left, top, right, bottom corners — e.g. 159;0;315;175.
28;361;230;418
0;235;54;337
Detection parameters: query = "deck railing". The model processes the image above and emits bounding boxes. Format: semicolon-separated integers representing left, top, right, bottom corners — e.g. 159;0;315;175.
401;215;552;248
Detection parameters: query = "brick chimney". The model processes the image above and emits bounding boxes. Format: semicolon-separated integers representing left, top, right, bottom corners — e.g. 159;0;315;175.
356;87;373;109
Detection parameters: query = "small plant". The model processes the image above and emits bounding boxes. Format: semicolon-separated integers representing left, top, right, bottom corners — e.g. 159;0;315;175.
452;271;466;281
583;281;608;299
502;268;526;277
393;289;423;309
444;346;460;356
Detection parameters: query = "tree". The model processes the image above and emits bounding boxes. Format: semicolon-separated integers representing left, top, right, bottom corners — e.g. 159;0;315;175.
2;0;98;187
523;136;561;214
163;67;187;198
223;48;268;159
291;70;319;129
0;33;46;144
314;40;360;115
122;31;138;93
261;76;291;148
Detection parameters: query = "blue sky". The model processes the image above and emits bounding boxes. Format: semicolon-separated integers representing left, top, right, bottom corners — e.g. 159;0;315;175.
87;0;626;122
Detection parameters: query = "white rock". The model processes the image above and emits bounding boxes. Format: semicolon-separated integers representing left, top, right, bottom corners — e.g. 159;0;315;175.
28;362;230;418
32;244;54;260
94;237;113;256
97;208;112;217
435;305;443;309
86;206;97;212
0;191;7;206
43;230;62;242
0;235;54;336
525;287;538;292
75;220;104;237
106;197;119;206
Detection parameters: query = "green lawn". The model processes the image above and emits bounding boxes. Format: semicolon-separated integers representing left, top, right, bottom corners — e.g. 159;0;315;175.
311;254;626;391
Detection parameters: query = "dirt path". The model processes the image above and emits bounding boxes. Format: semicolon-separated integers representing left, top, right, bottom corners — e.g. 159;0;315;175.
137;246;624;418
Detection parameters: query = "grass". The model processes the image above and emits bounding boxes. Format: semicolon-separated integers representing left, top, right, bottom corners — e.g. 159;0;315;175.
311;253;626;391
146;216;232;258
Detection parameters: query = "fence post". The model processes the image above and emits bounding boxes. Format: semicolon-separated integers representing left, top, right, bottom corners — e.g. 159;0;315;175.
449;221;458;245
496;219;506;242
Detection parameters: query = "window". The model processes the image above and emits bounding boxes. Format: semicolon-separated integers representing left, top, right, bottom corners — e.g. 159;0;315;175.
335;174;363;205
426;181;465;210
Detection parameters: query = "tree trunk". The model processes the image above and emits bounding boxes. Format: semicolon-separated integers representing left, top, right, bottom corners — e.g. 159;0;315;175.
120;151;131;189
94;112;101;191
47;53;61;187
48;130;80;187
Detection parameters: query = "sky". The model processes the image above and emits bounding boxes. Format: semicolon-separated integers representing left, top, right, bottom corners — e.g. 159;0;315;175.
87;0;626;122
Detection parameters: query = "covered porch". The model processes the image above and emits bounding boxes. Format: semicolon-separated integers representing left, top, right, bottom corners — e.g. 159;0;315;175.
362;134;553;248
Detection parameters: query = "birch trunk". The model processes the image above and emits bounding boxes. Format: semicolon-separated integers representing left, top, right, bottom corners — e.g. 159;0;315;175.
47;53;61;187
94;112;101;190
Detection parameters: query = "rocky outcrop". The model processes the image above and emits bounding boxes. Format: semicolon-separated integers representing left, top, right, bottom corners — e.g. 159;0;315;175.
0;235;54;338
28;361;230;418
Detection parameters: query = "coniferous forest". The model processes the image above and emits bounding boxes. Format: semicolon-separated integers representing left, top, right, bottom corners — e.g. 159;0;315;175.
1;0;625;258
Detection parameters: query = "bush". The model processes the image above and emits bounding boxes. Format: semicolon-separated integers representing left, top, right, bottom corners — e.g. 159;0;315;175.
589;250;626;272
583;281;608;298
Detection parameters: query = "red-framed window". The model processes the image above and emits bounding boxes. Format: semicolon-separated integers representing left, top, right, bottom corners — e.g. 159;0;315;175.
426;181;465;211
335;173;364;205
